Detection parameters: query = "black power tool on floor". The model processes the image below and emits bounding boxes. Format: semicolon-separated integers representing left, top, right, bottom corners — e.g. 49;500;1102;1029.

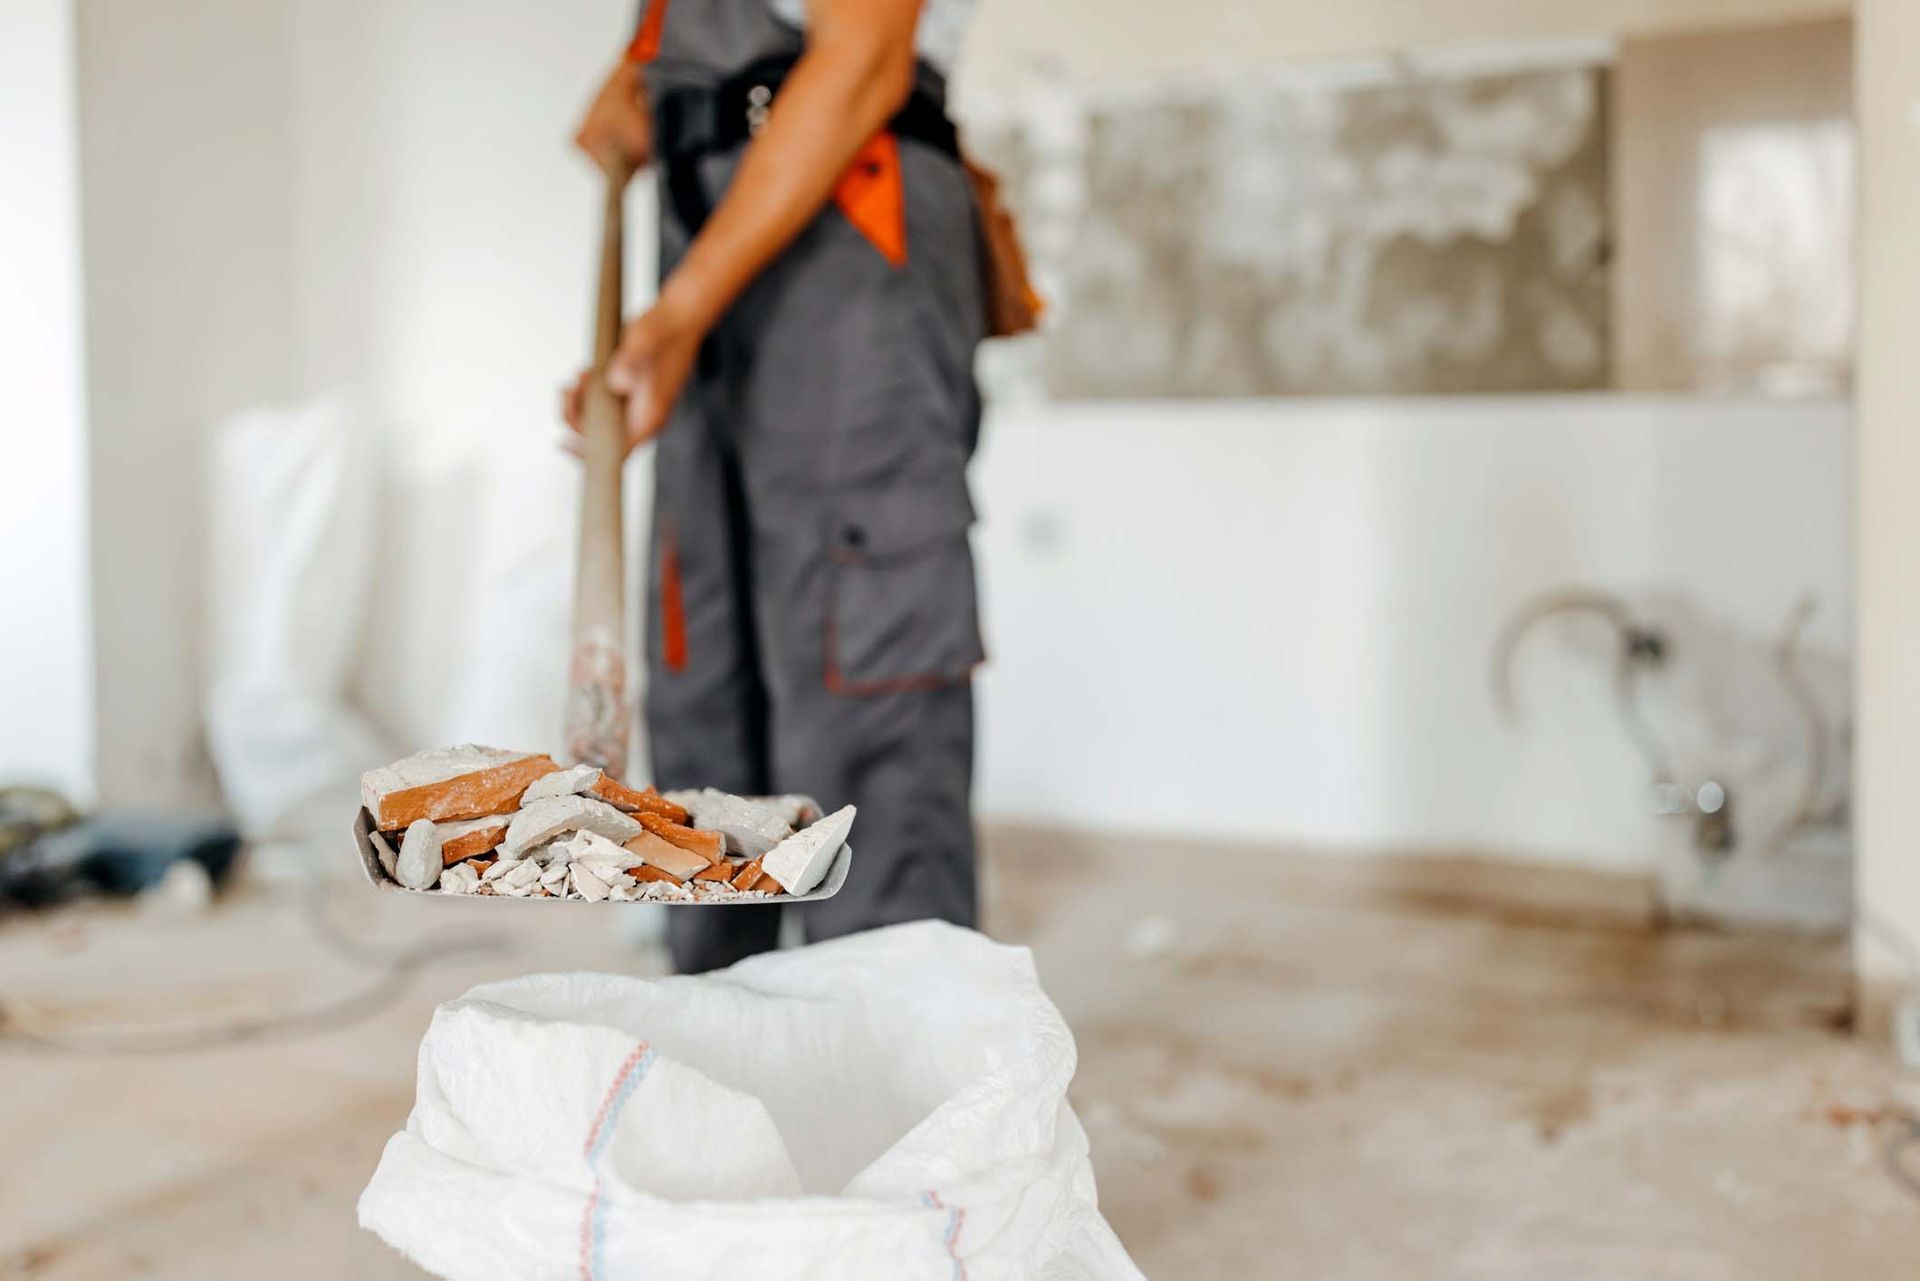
0;787;238;911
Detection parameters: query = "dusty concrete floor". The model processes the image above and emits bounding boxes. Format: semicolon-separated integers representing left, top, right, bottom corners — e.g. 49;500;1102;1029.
1;830;1915;1279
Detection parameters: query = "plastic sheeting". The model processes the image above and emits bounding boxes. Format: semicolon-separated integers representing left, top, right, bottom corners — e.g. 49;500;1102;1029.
204;399;384;852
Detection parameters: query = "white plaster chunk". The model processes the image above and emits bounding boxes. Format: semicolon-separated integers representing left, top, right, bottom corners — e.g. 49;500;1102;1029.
539;861;571;888
482;858;521;882
518;764;603;806
770;795;822;827
439;862;480;895
762;805;855;895
565;828;635;870
526;835;571;866
489;858;542;894
373;831;400;881
498;858;544;896
396;819;444;890
571;862;612;903
623;878;695;903
662;788;794;856
503;794;643;856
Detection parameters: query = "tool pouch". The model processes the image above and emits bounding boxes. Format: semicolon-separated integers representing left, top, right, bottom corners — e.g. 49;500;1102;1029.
961;153;1044;339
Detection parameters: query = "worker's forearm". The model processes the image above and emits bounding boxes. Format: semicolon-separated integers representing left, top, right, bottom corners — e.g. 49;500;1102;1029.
655;33;914;333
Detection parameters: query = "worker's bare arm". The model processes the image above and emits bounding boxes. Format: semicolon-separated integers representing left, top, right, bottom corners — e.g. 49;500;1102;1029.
585;0;924;448
574;58;652;174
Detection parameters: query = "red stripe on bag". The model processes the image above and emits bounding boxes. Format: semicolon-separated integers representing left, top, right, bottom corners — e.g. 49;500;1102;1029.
580;1043;657;1281
921;1190;967;1279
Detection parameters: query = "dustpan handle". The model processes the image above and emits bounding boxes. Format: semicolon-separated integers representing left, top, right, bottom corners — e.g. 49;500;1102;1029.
565;158;636;774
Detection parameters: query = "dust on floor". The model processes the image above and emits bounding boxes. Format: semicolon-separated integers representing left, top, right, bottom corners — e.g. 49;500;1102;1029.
1;830;1914;1279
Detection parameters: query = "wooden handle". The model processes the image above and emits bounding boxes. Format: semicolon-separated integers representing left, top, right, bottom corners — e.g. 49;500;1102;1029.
591;159;631;365
564;158;635;774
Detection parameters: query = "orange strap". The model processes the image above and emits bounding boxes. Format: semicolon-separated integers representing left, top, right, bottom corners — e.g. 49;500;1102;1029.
832;132;907;267
626;0;669;64
659;531;688;673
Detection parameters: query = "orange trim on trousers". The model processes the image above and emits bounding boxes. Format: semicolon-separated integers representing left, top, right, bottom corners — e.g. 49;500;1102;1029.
660;530;689;673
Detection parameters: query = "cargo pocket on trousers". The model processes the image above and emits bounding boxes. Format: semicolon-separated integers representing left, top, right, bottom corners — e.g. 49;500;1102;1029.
824;475;985;695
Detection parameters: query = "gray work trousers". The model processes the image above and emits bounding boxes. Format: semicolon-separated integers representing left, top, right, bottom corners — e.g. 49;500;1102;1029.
646;140;986;973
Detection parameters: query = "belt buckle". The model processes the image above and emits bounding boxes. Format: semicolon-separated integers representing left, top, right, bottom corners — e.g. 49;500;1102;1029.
745;83;772;136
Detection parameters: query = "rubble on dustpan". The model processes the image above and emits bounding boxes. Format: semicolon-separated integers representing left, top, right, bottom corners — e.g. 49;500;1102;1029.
360;745;850;902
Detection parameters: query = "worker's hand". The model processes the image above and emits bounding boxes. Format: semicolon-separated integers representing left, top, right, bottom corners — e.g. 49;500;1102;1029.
606;300;704;447
574;59;651;173
560;299;705;453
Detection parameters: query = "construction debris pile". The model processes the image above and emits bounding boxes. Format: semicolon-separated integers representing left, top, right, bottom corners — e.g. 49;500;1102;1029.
359;746;852;902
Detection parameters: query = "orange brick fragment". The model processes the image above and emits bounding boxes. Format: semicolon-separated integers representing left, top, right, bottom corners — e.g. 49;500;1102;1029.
637;812;724;864
374;754;559;829
591;776;691;824
622;830;709;881
440;816;509;865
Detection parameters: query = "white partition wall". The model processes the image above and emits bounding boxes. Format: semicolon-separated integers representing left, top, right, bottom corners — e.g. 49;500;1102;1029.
1854;0;1920;1023
0;0;94;801
973;395;1851;874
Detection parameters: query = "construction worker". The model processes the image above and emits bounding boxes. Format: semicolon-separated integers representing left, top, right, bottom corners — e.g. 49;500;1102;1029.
564;0;986;972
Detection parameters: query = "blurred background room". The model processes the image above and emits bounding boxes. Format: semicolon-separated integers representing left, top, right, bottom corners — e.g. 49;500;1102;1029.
5;0;1920;1275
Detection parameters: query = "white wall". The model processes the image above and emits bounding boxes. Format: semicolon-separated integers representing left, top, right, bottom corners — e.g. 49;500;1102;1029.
1853;0;1920;996
0;0;94;800
284;0;652;764
69;0;646;798
974;396;1850;869
74;0;301;809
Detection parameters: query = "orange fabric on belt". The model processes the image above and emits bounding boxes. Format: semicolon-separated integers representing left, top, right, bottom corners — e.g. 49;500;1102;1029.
832;131;907;267
626;0;669;64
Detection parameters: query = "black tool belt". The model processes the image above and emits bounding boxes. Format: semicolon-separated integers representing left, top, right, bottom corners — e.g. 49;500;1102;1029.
653;52;959;234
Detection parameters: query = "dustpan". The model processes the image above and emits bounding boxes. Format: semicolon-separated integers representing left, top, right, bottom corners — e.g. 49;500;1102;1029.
351;806;853;904
352;161;852;905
